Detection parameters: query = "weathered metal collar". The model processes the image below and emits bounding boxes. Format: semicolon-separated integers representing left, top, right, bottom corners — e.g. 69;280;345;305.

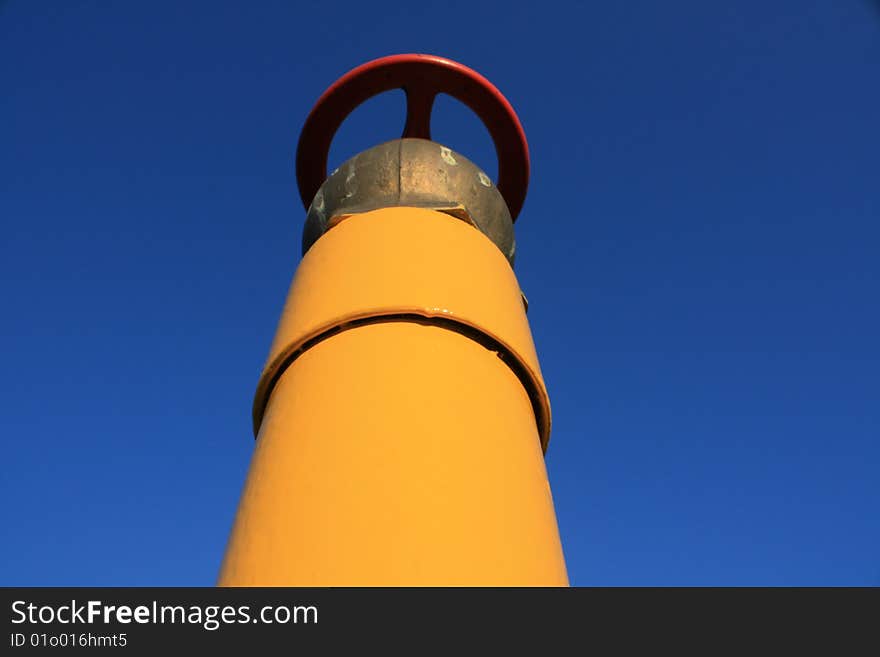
303;138;516;264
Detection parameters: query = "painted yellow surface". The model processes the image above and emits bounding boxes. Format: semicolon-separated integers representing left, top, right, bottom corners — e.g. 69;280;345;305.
219;207;567;586
252;206;550;449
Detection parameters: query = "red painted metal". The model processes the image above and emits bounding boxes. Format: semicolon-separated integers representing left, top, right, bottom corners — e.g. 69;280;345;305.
295;54;530;221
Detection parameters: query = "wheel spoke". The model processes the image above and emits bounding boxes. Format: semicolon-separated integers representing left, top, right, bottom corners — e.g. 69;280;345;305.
402;85;436;140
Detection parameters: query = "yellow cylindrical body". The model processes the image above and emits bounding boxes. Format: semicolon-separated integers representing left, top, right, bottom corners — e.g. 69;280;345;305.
218;207;567;586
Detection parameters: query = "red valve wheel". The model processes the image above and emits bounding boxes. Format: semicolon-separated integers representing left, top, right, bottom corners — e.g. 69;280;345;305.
296;54;530;221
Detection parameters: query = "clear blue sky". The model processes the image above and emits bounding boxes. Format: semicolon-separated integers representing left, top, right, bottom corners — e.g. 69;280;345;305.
2;1;878;586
